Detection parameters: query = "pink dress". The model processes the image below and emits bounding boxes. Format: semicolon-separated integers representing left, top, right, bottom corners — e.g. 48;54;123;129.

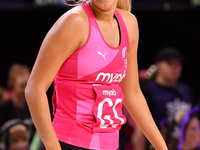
52;3;129;150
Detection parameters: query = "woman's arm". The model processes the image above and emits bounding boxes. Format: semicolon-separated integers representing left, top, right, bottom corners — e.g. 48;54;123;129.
119;12;168;150
25;6;88;150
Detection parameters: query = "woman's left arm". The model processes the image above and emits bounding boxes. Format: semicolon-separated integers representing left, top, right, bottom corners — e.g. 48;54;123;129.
119;12;168;150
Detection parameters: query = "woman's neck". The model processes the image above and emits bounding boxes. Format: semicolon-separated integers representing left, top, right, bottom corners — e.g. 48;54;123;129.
87;1;116;23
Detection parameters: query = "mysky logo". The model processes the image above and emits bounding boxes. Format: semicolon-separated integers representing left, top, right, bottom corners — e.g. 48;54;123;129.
95;70;126;83
102;89;116;97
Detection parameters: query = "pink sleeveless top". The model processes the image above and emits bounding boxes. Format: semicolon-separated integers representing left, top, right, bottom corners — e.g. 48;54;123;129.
52;3;129;150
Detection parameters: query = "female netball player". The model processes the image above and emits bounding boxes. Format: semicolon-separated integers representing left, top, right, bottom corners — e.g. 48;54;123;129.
25;0;168;150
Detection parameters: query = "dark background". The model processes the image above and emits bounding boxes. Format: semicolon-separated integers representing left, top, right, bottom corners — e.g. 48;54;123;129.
0;0;200;103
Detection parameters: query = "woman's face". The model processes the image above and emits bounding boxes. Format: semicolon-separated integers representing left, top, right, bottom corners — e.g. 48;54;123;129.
89;0;118;11
184;117;200;148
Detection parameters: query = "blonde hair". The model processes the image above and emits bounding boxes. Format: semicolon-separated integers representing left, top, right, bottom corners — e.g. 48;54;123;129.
116;0;132;12
64;0;132;12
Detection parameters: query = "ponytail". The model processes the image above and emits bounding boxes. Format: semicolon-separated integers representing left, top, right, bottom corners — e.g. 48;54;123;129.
117;0;132;12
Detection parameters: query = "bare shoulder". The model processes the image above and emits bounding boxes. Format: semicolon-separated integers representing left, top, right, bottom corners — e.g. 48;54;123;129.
116;9;138;26
49;5;89;48
47;6;88;38
57;5;88;28
116;9;139;45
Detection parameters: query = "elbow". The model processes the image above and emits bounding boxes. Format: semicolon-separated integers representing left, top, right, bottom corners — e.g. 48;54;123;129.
25;81;47;103
25;81;36;103
25;84;32;103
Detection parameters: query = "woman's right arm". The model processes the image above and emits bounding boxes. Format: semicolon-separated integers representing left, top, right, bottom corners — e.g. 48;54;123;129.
25;6;88;150
119;10;168;150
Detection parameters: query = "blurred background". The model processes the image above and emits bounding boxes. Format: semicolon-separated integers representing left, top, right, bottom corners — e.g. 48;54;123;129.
0;0;200;102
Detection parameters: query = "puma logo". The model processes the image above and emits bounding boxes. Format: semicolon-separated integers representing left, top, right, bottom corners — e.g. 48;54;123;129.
97;51;107;60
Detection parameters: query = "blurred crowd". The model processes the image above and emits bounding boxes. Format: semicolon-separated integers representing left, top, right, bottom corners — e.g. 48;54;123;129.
1;47;200;150
119;47;200;150
0;63;42;150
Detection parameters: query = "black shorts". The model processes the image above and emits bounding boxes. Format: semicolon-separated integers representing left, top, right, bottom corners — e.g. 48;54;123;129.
43;141;90;150
59;141;119;150
59;141;90;150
